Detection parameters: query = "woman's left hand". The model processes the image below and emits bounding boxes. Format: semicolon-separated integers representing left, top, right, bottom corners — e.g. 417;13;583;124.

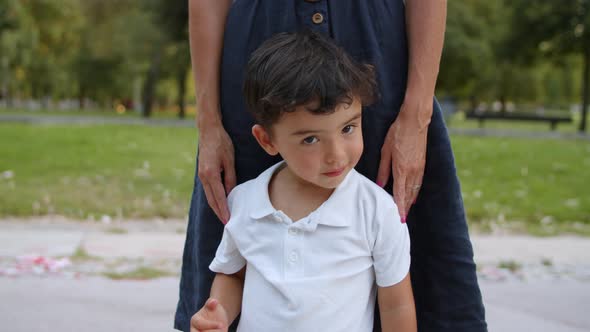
376;97;432;223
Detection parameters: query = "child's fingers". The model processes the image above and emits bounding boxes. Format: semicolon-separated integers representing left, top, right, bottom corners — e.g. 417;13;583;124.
191;317;223;332
205;298;219;310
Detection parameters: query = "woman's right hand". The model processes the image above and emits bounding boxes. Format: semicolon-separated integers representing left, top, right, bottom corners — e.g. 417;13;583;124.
190;298;229;332
198;124;236;224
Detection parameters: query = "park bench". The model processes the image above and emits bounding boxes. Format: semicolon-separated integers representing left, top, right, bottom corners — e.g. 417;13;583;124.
465;111;572;131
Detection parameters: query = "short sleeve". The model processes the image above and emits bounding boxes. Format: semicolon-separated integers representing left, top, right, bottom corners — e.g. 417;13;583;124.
372;200;411;287
209;226;246;274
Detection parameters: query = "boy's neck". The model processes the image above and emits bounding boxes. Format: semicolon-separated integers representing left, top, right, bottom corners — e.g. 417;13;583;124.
268;164;335;222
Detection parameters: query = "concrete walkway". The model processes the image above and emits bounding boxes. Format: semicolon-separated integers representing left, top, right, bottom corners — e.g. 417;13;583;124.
1;218;589;331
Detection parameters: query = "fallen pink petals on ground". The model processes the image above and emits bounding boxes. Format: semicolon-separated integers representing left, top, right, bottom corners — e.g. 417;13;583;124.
0;255;71;277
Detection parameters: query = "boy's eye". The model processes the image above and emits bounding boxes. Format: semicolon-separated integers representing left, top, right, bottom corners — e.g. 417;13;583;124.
302;136;318;145
342;125;355;134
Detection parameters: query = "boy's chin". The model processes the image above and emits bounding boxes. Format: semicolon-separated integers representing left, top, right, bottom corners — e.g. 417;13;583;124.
318;173;349;188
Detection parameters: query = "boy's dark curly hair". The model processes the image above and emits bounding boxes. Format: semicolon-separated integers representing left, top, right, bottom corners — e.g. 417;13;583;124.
243;30;377;129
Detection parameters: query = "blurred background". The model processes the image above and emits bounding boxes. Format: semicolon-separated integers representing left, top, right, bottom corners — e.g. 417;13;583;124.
0;1;589;331
0;0;588;231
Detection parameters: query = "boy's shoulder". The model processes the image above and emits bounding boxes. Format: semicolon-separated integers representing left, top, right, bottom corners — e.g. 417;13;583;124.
225;162;279;226
320;169;401;231
350;170;399;212
226;177;260;212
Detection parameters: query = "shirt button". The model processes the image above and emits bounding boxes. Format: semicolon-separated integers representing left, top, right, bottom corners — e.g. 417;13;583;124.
289;251;299;263
288;228;299;236
312;13;324;25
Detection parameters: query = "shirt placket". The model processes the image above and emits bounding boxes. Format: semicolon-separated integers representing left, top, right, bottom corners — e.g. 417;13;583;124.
283;218;305;280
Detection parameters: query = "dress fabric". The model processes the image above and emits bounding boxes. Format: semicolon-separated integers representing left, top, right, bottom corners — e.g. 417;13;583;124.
174;1;487;331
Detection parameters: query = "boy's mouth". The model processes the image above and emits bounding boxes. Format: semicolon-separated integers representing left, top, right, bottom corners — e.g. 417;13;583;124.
323;167;345;177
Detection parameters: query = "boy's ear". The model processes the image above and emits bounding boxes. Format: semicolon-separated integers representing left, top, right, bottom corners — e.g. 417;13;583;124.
252;124;279;156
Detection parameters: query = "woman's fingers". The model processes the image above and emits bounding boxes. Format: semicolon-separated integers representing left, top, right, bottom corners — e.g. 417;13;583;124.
393;169;407;223
202;181;222;222
197;126;235;224
376;142;392;188
210;176;230;223
404;180;416;217
199;164;229;223
223;154;237;195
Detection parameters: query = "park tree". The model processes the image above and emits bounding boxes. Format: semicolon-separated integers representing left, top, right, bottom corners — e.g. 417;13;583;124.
507;0;590;132
20;0;82;104
140;0;189;118
0;0;27;103
440;1;542;111
439;0;495;100
156;0;190;119
71;0;161;110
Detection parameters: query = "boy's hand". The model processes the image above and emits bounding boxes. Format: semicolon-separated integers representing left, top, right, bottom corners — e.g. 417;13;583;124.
190;298;230;332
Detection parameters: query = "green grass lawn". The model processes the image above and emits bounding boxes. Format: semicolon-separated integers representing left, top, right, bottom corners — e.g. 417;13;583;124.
451;136;590;235
0;123;197;219
1;122;589;235
0;107;192;120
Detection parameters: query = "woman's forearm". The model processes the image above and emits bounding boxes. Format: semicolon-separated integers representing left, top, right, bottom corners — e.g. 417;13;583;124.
404;0;447;120
188;0;232;130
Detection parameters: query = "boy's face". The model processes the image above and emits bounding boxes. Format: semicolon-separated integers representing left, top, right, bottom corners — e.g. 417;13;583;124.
253;97;364;190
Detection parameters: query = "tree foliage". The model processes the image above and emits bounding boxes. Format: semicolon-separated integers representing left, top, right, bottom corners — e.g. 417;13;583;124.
0;0;586;126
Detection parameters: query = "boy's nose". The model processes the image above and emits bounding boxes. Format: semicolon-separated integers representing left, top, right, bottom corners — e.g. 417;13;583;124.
325;141;346;164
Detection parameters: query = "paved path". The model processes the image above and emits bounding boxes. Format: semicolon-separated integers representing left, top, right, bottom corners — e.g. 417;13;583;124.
1;276;588;332
1;218;589;331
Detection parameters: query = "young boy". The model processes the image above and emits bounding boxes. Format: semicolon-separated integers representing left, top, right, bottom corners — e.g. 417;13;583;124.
191;30;416;332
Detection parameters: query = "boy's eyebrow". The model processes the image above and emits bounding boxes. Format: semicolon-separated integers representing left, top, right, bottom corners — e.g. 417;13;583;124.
290;111;362;136
291;128;321;136
340;112;362;127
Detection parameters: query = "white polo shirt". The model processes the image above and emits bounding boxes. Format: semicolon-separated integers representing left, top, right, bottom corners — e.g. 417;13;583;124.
210;162;410;332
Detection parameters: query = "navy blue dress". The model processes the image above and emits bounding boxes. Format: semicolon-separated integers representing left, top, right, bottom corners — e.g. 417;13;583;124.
175;1;487;331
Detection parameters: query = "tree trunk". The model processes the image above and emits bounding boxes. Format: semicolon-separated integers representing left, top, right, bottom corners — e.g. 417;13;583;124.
141;50;162;118
469;95;477;114
500;95;507;114
78;83;86;110
1;57;8;105
580;46;589;133
177;68;186;119
133;77;142;113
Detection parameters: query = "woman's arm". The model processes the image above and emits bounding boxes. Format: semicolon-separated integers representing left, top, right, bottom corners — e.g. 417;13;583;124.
376;0;447;221
378;274;417;332
189;0;235;223
404;0;447;115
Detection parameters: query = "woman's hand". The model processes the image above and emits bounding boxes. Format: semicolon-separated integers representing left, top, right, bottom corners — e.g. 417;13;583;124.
190;298;229;332
198;124;236;224
376;97;432;223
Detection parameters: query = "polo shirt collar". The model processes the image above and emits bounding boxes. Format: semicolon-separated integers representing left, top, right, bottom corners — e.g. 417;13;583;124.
248;161;356;230
248;162;282;220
